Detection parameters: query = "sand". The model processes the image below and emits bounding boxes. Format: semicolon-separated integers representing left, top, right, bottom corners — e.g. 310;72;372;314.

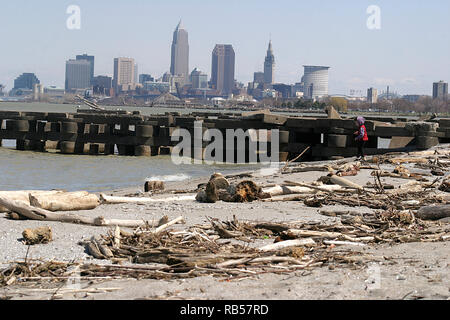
1;152;449;300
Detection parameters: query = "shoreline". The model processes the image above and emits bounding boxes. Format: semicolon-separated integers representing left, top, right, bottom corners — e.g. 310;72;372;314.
2;100;449;118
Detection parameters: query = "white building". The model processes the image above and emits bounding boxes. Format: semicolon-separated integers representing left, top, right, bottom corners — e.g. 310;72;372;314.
113;57;136;93
302;66;330;100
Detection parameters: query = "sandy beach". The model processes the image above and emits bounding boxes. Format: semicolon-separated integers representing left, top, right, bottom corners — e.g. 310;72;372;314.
1;147;449;301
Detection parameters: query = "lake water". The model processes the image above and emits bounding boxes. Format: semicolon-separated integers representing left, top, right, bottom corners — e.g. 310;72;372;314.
0;102;264;191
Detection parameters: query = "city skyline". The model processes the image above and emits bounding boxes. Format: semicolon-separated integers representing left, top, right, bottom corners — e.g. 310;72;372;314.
0;0;449;95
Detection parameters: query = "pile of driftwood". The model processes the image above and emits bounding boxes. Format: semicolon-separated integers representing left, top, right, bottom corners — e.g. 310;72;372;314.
3;209;448;287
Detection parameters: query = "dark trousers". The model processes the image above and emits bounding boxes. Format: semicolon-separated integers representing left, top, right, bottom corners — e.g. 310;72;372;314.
357;140;366;157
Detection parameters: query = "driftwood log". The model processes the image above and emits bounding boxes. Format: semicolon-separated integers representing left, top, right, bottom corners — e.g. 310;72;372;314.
329;175;363;190
259;238;316;252
0;197;175;228
416;205;450;221
29;191;100;211
0;191;63;212
100;194;195;204
262;184;342;196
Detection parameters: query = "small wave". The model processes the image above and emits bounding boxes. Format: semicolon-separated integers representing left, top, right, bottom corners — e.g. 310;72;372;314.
145;173;191;182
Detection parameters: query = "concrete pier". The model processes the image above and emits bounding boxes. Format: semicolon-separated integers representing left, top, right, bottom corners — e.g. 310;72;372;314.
0;109;449;162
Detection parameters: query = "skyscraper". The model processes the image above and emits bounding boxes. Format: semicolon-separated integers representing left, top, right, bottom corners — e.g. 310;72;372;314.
113;57;136;93
65;60;91;91
76;54;95;84
211;44;235;95
367;87;378;104
170;20;189;83
264;40;275;84
302;66;330;100
433;81;448;100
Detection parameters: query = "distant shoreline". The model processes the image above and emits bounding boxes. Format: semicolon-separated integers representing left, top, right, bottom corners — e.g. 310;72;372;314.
1;100;448;118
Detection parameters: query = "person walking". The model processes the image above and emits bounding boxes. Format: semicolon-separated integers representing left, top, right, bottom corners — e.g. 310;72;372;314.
354;116;369;161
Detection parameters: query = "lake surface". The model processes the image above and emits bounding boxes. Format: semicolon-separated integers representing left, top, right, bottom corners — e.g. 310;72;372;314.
0;102;266;191
0;145;263;192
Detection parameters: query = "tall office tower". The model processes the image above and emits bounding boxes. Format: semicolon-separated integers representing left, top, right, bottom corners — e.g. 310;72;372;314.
254;72;265;84
65;60;91;91
13;73;40;90
433;81;448;100
113;57;136;93
264;40;275;84
76;54;95;84
211;44;235;95
170;20;189;82
302;66;330;100
367;87;378;104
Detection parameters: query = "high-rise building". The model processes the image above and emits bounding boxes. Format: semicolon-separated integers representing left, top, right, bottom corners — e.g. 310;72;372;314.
367;87;378;104
170;20;189;82
302;66;330;100
264;41;275;84
254;72;265;84
134;64;139;84
211;44;235;95
190;68;208;89
433;81;448;100
76;54;95;84
113;57;136;93
65;59;91;91
14;73;40;90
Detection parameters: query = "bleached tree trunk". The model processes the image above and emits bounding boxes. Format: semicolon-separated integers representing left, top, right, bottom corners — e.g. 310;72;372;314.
29;191;100;211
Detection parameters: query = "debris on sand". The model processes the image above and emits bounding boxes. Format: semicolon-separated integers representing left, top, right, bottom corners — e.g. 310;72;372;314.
196;174;269;203
22;227;53;245
3;207;447;288
144;181;165;193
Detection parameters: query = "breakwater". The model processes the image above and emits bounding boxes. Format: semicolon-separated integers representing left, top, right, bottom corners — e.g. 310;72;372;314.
1;109;449;162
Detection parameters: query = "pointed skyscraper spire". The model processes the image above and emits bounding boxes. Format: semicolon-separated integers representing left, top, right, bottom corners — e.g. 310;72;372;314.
176;19;184;30
264;39;275;85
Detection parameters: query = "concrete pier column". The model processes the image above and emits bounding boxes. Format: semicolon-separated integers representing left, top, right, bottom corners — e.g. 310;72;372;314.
60;141;76;154
134;145;151;156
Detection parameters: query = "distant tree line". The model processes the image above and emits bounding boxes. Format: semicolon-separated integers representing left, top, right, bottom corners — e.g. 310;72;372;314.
256;96;449;115
348;97;449;114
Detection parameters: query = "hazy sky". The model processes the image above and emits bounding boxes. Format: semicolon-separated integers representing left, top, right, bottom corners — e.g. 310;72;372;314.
1;0;449;95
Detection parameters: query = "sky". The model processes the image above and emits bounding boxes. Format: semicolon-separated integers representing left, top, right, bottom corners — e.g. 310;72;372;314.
0;0;449;96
